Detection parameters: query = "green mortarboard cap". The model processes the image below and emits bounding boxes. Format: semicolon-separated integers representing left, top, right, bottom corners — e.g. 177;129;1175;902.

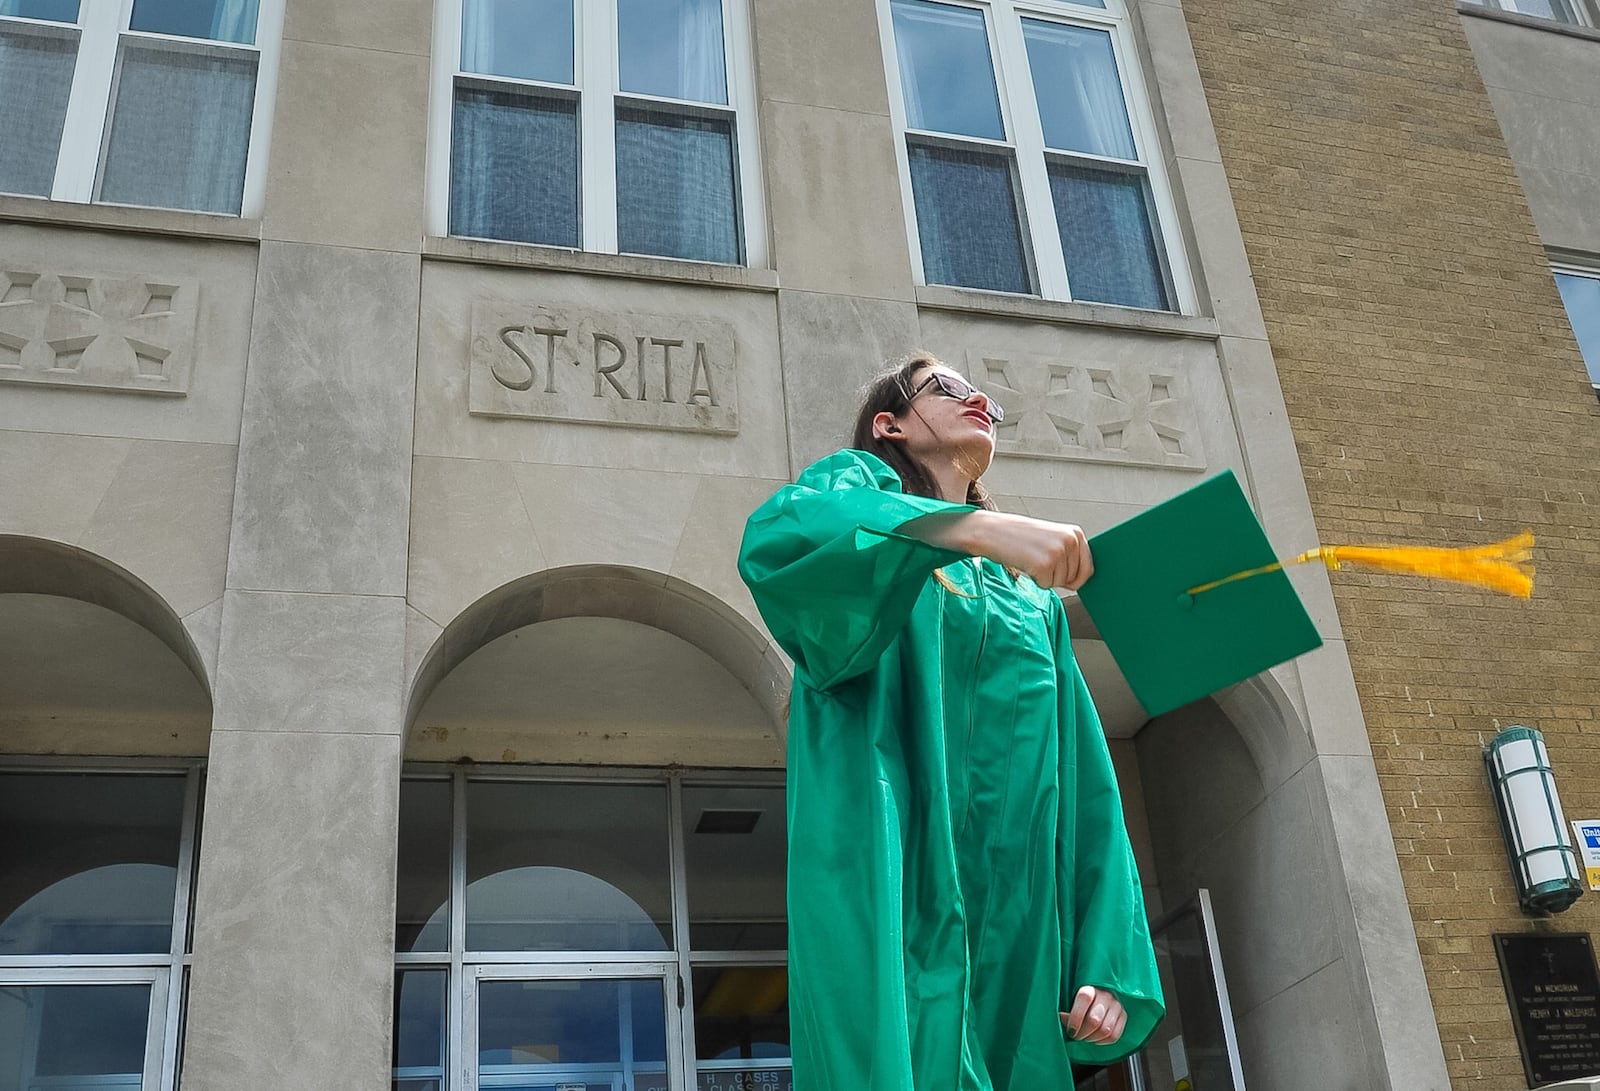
1076;469;1322;718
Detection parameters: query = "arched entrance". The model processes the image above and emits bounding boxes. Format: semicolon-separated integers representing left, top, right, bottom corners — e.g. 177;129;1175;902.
0;535;211;1091
395;566;792;1091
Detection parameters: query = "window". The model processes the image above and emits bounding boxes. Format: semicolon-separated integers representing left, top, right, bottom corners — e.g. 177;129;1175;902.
1554;267;1600;399
1459;0;1592;27
428;0;766;267
0;765;203;1091
393;770;789;1091
0;0;282;215
880;0;1192;311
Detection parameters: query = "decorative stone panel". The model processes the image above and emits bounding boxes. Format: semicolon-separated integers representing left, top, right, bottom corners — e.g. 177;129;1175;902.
965;349;1206;470
0;270;199;396
469;303;738;434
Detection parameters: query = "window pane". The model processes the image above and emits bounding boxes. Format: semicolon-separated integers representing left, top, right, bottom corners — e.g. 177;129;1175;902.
0;983;152;1085
128;0;258;44
0;25;75;196
465;782;671;951
1555;272;1600;386
1022;20;1137;160
396;780;451;953
478;978;667;1087
890;0;1003;140
908;141;1030;294
684;786;785;951
0;773;184;955
461;0;573;84
1049;161;1170;310
450;84;578;246
99;42;256;214
618;0;726;103
0;0;79;21
616;107;739;264
691;966;790;1078
392;969;447;1089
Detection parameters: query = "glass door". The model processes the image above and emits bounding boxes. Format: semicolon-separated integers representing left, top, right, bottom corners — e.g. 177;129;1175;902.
468;964;679;1091
1132;889;1245;1091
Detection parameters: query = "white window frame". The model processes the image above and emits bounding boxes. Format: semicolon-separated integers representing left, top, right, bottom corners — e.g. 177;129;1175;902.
425;0;768;267
0;0;283;216
0;760;204;1091
1459;0;1595;27
393;766;788;1091
878;0;1196;312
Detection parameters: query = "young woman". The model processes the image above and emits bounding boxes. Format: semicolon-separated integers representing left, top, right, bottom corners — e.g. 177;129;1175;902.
737;354;1163;1091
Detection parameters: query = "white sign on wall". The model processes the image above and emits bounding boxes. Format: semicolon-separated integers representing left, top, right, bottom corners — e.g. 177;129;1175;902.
1571;819;1600;892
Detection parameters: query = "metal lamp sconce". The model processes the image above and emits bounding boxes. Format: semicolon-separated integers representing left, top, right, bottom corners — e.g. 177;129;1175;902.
1484;725;1585;915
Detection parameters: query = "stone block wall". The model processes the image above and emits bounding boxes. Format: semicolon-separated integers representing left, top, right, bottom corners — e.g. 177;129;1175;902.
1180;0;1600;1084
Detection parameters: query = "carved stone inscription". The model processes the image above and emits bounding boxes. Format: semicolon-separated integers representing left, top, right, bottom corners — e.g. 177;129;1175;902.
0;270;199;396
965;349;1205;470
469;303;738;434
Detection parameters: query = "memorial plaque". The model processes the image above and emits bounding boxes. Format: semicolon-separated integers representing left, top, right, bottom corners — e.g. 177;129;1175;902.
1495;932;1600;1087
469;303;739;435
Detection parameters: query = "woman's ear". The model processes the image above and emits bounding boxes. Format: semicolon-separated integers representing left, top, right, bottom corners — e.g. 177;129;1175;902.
871;411;904;442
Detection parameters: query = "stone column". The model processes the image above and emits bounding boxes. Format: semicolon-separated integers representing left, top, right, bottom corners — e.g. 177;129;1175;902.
179;0;431;1084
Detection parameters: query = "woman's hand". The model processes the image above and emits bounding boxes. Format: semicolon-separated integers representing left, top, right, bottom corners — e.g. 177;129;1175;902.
1061;985;1127;1045
917;510;1095;590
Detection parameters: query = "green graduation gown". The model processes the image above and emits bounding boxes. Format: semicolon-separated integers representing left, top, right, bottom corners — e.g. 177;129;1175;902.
737;449;1163;1091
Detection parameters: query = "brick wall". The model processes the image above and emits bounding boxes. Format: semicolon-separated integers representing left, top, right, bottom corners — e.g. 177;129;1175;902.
1179;0;1600;1085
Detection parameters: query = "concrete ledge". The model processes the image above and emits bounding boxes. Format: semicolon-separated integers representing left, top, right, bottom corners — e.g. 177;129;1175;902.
1458;3;1600;43
915;283;1223;339
423;235;782;292
0;194;262;242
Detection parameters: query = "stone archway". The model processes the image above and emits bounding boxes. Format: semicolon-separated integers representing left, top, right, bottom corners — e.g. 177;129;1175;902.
406;564;791;765
1134;669;1435;1089
0;535;211;755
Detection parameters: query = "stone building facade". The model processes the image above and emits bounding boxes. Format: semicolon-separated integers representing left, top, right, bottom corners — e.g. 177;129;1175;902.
0;0;1593;1089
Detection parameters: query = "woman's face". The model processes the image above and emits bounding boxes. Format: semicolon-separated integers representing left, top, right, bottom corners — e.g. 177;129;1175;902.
875;363;1000;479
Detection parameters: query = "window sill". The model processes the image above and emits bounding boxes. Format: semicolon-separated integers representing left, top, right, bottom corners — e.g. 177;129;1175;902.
0;194;262;242
1457;5;1600;43
422;236;780;292
914;284;1222;339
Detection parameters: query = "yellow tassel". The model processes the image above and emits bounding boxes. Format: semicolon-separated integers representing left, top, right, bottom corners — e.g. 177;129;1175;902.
1188;531;1535;598
1293;530;1535;598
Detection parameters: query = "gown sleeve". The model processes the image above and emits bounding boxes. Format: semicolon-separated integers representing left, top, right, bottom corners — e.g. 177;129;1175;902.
1050;602;1166;1065
737;448;974;690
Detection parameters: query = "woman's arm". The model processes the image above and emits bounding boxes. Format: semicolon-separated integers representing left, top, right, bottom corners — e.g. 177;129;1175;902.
905;509;1095;591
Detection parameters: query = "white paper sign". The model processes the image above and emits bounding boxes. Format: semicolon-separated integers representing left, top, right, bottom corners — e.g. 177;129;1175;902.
1572;819;1600;891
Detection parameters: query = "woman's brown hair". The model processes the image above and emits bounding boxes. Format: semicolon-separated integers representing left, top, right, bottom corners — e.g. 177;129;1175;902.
850;353;998;511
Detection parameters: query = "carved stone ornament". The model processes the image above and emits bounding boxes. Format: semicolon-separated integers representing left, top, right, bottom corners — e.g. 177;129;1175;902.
966;349;1206;470
469;303;739;435
0;270;199;396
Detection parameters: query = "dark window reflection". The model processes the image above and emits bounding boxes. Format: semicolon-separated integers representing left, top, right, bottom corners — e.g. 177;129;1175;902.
478;978;667;1085
0;983;152;1083
395;780;451;952
683;786;786;952
466;782;672;952
0;773;184;955
691;966;790;1064
393;969;447;1090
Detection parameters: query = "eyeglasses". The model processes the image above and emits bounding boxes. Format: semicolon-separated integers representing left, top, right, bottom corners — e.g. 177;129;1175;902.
910;372;1005;423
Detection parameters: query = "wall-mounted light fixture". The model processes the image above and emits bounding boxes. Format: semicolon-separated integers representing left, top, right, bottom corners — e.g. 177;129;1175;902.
1484;725;1585;915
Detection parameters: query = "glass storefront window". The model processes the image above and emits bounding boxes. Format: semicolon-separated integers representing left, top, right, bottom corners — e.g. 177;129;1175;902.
0;773;185;955
0;766;201;1091
394;772;789;1091
465;781;673;953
